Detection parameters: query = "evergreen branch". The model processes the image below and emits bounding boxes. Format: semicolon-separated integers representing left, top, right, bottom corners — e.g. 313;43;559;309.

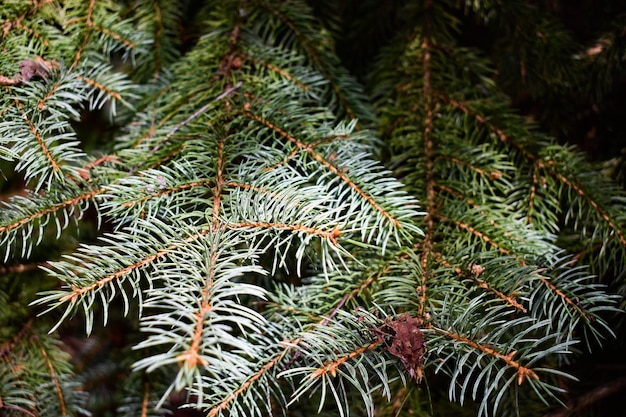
470;276;527;313
437;94;533;159
434;328;538;385
57;249;168;304
211;138;226;225
436;184;532;248
259;2;359;123
279;268;385;371
434;253;527;313
428;302;579;414
550;171;626;247
240;53;309;91
533;272;595;323
115;368;171;416
437;214;516;258
36;339;67;416
0;56;56;87
278;261;392;372
3;2;622;416
206;354;284;417
172;141;228;371
259;134;351;173
130;118;160;149
118;179;214;209
439;93;626;248
0;320;32;359
80;65;137;113
436;184;478;207
0;321;85;417
0;95;9;117
16;101;60;174
83;163;199;226
56;229;210;305
570;242;605;266
439;154;504;181
71;0;97;67
0;351;38;415
310;341;380;379
76;74;122;101
104;166;215;214
127;0;184;81
225;182;283;200
1;17;50;48
1;68;109;190
228;222;341;246
527;171;540;225
208;263;389;416
0;189;100;235
94;25;137;49
437;213;601;319
349;263;392;301
0;75;19;86
279;312;398;415
123;142;187;175
130;81;242;172
75;154;120;181
0;185;100;260
37;82;60;110
133;229;269;406
261;146;300;172
35;69;126;112
85;0;96;27
308;133;352;149
176;238;218;370
420;32;435;317
245;111;401;228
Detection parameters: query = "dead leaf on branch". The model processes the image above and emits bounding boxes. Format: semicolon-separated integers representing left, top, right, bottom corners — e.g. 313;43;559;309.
372;312;426;382
0;56;56;86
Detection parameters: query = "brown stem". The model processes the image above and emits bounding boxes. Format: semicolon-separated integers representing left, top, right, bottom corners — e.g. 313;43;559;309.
544;377;626;417
419;0;435;319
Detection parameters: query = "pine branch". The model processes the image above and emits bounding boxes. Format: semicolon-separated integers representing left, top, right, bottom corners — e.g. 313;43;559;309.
245;111;402;229
0;185;100;260
0;309;88;416
372;2;621;415
2;2;624;417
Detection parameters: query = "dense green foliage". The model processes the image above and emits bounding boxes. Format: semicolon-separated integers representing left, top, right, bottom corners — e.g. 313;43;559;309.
1;1;625;416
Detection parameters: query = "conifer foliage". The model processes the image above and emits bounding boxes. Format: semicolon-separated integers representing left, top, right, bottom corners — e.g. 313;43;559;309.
1;1;625;416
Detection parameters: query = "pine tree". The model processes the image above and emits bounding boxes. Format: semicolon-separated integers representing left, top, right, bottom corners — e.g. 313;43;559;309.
1;1;625;416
